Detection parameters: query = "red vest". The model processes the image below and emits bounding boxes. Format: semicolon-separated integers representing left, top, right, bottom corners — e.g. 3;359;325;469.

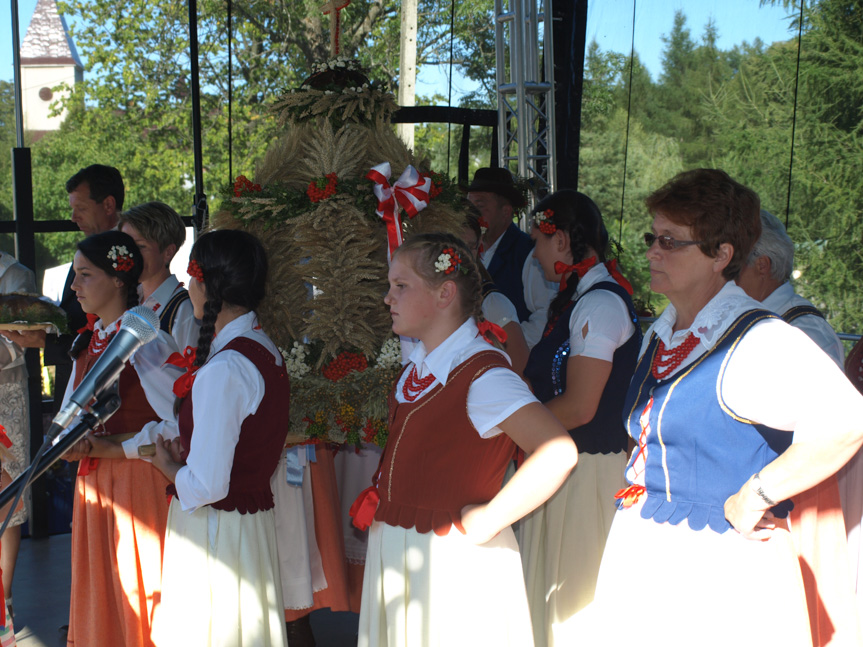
178;337;290;513
375;350;517;536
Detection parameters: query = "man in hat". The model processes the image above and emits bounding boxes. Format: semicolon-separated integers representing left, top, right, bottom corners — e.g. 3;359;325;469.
466;167;554;346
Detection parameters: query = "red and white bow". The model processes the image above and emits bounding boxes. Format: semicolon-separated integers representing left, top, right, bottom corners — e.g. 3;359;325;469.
366;162;432;260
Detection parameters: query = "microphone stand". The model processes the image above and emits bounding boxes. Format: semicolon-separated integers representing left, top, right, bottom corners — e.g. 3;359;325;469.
0;392;122;519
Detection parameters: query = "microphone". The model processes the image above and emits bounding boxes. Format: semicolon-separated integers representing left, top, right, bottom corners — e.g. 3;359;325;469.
48;305;160;441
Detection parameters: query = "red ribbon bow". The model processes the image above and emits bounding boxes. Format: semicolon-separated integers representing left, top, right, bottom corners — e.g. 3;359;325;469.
0;424;12;450
77;313;99;334
349;485;380;531
477;320;508;345
165;346;198;398
604;259;634;295
366;163;432;261
554;257;597;291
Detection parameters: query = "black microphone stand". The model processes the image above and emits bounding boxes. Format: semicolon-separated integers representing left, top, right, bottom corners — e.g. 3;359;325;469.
0;392;122;530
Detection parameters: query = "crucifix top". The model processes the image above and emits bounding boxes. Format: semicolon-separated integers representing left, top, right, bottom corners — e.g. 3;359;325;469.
320;0;351;57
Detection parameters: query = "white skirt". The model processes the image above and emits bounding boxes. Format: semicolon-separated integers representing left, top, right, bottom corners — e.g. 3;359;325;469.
566;501;812;647
151;500;287;647
519;450;626;647
271;450;326;610
359;521;534;647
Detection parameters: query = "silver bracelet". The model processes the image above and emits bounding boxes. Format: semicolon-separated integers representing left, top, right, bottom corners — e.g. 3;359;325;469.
751;472;776;507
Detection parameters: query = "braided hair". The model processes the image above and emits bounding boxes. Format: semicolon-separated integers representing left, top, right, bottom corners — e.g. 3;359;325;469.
189;229;268;369
393;232;483;325
533;190;609;324
69;230;143;359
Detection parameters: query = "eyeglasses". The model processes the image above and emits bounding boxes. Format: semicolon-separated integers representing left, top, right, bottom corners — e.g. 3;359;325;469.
643;233;703;251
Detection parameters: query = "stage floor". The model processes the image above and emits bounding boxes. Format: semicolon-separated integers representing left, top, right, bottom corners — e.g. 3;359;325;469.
11;533;359;647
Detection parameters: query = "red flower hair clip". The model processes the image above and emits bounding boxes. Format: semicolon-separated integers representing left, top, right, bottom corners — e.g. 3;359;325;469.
107;245;134;272
434;247;465;275
534;209;557;234
187;259;204;282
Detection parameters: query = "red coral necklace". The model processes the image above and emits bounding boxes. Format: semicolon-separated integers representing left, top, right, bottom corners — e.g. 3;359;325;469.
402;366;436;402
651;332;699;379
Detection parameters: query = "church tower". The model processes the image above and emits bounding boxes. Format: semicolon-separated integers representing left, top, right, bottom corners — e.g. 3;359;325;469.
19;0;83;136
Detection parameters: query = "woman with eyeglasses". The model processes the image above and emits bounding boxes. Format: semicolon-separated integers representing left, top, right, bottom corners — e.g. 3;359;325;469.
569;169;863;646
520;189;641;646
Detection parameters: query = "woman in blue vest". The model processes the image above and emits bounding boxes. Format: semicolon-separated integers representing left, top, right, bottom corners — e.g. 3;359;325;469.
572;169;863;646
520;189;641;646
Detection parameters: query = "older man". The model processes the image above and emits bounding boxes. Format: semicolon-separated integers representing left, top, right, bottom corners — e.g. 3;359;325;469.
466;167;555;347
736;209;844;365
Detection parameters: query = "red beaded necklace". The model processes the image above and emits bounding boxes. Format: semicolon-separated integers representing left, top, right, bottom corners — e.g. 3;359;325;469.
87;321;120;357
402;366;436;402
651;332;699;379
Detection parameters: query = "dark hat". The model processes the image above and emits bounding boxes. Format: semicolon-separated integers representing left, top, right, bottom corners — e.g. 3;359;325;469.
464;167;527;208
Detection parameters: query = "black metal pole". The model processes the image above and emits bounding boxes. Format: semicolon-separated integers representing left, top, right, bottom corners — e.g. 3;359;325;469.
10;0;49;537
189;0;208;232
552;0;588;190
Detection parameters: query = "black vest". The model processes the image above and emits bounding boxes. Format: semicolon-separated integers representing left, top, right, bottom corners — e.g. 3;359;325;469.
524;281;642;454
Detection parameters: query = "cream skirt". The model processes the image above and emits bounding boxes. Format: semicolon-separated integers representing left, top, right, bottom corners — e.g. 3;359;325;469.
151;500;287;647
359;521;534;647
519;450;626;647
566;501;813;646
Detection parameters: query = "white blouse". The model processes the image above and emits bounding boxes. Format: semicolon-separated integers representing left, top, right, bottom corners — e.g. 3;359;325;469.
173;311;284;512
644;281;863;446
140;274;201;353
397;319;538;439
565;263;636;363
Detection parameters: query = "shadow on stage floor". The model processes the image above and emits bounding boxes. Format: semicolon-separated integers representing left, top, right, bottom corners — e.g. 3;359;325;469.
11;533;359;647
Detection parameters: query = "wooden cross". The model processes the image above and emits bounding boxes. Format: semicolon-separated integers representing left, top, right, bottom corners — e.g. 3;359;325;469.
320;0;351;57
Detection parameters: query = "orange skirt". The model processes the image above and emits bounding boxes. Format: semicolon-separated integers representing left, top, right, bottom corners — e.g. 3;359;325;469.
67;459;170;647
789;475;863;646
283;447;351;621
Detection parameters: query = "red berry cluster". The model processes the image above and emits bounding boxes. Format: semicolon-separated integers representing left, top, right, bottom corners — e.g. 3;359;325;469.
537;209;557;234
115;255;134;272
421;171;444;199
441;247;462;274
233;175;262;197
322;351;368;382
307;173;338;203
187;259;204;282
361;419;385;444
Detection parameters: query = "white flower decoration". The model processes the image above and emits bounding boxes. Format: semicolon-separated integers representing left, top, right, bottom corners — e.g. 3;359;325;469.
434;253;451;273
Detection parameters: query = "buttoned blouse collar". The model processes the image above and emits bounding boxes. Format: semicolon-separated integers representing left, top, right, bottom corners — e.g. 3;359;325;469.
407;318;484;386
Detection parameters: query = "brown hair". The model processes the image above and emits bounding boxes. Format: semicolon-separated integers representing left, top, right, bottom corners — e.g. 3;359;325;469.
392;232;482;322
645;168;761;280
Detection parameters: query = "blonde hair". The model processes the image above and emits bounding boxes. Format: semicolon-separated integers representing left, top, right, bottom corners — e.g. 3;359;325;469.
119;201;186;253
392;232;482;322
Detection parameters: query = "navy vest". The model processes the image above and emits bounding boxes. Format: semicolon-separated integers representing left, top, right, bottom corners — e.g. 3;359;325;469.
158;287;190;335
781;304;824;323
486;224;534;322
622;309;794;533
524;281;641;454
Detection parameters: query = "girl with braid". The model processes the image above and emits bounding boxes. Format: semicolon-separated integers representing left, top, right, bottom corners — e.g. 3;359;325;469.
351;232;577;647
519;190;640;645
150;230;288;647
61;230;178;647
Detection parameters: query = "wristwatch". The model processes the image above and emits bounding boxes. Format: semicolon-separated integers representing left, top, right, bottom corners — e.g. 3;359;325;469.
750;472;776;507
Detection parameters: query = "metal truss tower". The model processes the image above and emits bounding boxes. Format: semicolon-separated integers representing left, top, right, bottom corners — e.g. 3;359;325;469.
494;0;557;211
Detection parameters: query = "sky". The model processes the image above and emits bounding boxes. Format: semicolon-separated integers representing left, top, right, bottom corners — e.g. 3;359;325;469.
2;0;798;96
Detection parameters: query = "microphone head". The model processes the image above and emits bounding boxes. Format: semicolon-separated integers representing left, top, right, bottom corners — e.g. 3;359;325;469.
120;305;160;345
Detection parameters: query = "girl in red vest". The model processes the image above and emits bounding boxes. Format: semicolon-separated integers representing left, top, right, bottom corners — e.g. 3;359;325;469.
352;232;578;647
150;230;288;647
61;230;177;647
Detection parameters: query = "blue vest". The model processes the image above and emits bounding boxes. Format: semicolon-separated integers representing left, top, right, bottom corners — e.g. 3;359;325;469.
524;281;641;454
621;309;794;533
158;287;191;336
486;224;534;322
